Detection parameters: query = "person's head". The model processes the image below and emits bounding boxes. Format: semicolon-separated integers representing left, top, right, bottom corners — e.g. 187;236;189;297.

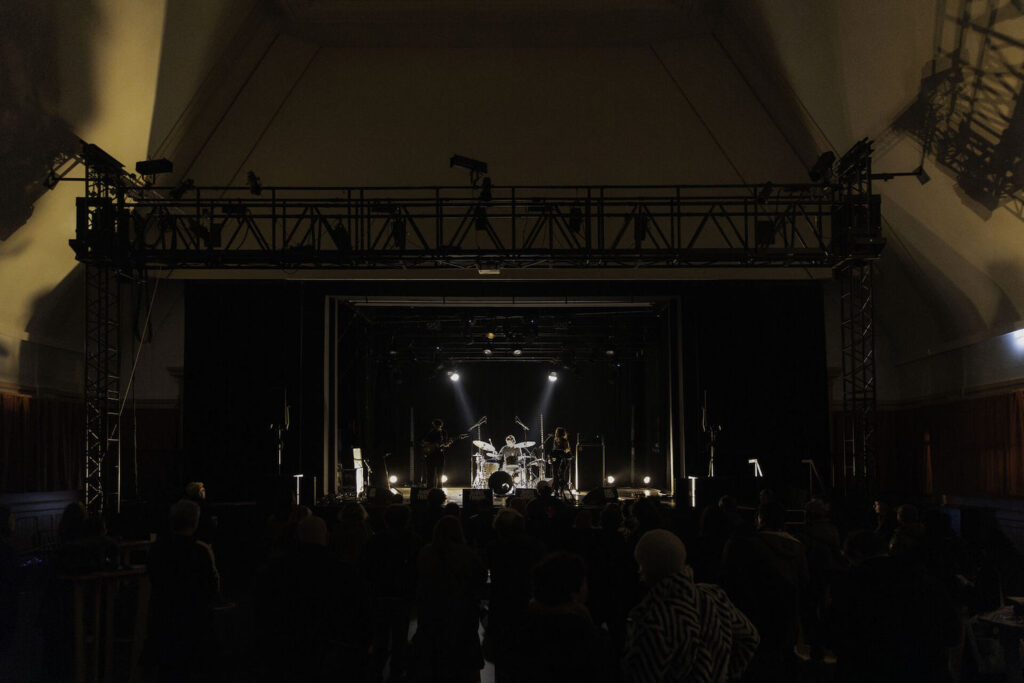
536;480;553;499
506;435;515;446
0;505;13;539
296;515;328;547
59;501;88;543
843;530;887;564
873;498;890;515
805;498;828;522
443;502;461;517
431;419;443;430
573;509;593;530
426;488;447;509
718;495;738;512
634;529;688;586
758;488;776;505
184;481;206;502
169;499;201;536
494;508;525;537
384;504;412;532
339;502;367;525
432;514;465;547
290;505;313;524
756;501;786;531
896;504;919;525
554;427;567;440
599;502;623;531
533;552;588;606
506;497;528;516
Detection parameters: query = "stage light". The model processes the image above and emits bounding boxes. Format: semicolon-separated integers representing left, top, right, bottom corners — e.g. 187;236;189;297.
548;371;558;382
486;331;496;340
512;348;523;356
606;475;615;484
441;474;448;484
479;177;493;202
448;371;460;382
643;476;651;485
450;154;488;176
914;165;931;185
809;151;836;183
135;158;173;176
483;346;493;356
644;489;651;497
390;487;399;495
1013;329;1024;350
389;475;398;484
247;170;262;195
605;348;615;357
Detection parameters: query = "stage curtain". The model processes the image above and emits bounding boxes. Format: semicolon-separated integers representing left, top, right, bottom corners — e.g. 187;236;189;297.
0;391;82;493
850;390;1024;498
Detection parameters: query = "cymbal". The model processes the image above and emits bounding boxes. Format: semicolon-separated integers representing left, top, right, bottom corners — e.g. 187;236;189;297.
514;441;536;448
473;440;496;453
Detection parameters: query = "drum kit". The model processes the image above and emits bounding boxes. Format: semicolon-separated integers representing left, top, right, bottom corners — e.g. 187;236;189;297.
471;439;548;495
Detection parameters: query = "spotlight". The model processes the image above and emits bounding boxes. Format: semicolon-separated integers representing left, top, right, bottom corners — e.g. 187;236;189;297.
1013;329;1024;349
605;348;615;357
135;158;173;176
643;476;651;485
483;346;493;356
441;474;448;484
42;170;59;190
486;331;496;340
247;170;262;195
808;151;836;183
450;154;489;176
606;475;615;484
390;487;399;495
479;177;493;202
548;371;558;382
512;348;523;357
389;475;398;484
914;165;931;185
448;371;460;382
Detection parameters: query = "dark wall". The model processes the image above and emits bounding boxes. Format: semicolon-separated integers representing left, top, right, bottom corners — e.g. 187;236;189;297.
681;281;829;497
184;281;322;501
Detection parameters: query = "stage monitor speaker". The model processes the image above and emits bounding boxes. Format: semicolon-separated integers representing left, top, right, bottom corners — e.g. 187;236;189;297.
365;487;402;506
515;488;537;502
576;442;605;491
462;488;493;514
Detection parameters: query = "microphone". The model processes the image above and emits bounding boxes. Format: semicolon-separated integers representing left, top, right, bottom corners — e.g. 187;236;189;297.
515;416;529;431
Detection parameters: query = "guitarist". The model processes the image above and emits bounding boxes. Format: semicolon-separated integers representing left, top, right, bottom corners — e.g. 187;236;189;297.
420;418;451;488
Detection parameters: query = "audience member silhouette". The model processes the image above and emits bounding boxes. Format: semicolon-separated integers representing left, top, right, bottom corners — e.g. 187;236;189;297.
412;515;486;683
721;501;807;681
143;499;221;682
331;501;372;565
184;481;217;544
874;497;897;542
253;514;371;683
513;551;612;683
364;504;422;683
0;505;15;652
483;509;543;682
623;530;758;683
830;530;960;683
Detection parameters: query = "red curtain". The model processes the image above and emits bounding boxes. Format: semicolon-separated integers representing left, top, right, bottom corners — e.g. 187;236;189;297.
0;391;83;493
862;391;1024;498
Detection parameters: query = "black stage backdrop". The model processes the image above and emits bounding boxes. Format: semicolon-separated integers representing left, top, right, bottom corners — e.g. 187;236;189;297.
183;280;827;502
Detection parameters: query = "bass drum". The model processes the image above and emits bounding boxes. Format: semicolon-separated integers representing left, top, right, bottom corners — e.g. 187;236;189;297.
488;470;515;497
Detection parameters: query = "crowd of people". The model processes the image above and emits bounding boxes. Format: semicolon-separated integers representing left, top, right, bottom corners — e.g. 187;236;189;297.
2;480;1017;682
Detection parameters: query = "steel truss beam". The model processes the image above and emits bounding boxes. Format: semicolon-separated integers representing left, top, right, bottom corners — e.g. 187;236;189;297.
70;182;885;271
68;140;885;505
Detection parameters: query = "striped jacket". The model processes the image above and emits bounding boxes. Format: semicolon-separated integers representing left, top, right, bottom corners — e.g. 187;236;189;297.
622;569;759;683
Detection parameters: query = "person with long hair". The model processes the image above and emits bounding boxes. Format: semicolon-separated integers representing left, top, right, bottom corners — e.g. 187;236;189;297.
546;427;574;498
411;516;486;682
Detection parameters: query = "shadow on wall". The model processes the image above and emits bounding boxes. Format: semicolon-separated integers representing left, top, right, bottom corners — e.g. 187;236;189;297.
19;264;86;393
716;0;843;169
0;0;98;240
894;0;1024;221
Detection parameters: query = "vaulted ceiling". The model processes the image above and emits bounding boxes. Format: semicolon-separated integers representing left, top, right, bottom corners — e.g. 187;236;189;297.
2;0;1023;401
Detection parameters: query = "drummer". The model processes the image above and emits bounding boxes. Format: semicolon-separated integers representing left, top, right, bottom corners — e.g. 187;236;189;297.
497;435;521;469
